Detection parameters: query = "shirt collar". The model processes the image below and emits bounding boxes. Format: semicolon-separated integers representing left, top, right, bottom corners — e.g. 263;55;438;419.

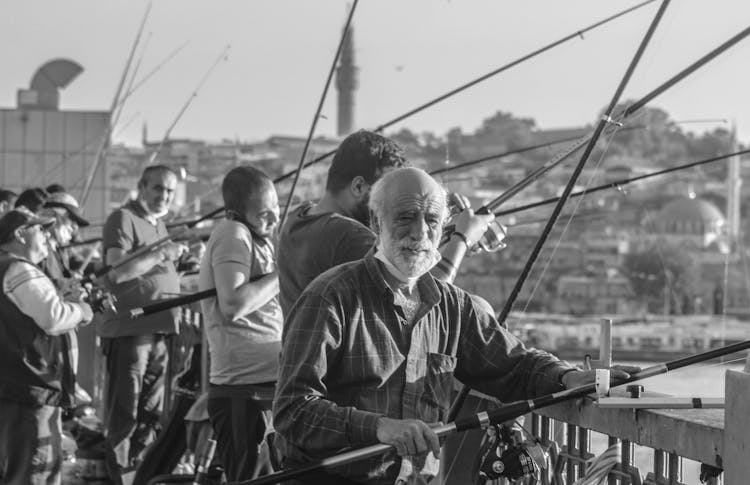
126;199;159;225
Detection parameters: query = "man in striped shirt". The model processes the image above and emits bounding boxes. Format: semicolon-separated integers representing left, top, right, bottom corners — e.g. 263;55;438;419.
0;208;93;485
273;168;630;484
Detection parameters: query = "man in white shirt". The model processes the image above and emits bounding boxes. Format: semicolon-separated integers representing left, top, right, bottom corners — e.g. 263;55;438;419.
198;166;282;481
0;208;93;485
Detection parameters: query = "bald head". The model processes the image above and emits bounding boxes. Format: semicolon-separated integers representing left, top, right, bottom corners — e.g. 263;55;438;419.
368;168;447;225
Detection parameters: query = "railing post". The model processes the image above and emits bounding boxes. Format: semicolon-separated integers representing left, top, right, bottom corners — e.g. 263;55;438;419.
541;416;552;485
654;449;666;481
723;355;750;484
600;318;612;368
567;423;577;483
667;452;682;484
578;427;590;479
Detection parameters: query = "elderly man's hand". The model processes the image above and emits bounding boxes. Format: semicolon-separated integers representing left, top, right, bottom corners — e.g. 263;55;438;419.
376;417;440;457
561;365;639;390
454;209;495;246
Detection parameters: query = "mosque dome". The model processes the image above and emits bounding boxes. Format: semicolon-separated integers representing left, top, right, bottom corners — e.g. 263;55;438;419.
659;197;725;223
655;197;725;237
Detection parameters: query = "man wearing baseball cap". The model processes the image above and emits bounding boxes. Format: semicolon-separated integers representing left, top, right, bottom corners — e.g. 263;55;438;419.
41;191;92;285
0;208;94;485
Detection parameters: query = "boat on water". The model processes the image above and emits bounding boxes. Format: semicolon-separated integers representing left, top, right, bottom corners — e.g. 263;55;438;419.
508;312;750;362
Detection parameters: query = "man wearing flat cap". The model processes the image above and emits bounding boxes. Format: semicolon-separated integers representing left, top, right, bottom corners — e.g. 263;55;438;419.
0;208;93;485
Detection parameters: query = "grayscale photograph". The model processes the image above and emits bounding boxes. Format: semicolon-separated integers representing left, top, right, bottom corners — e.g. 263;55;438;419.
1;1;749;484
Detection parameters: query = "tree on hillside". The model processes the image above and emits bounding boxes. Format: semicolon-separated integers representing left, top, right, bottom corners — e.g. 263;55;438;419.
473;111;536;150
622;243;701;314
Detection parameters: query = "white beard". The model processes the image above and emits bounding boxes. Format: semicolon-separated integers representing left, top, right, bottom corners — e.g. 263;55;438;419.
376;231;440;284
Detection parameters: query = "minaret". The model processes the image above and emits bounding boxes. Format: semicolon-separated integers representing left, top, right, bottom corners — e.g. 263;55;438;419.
335;20;358;137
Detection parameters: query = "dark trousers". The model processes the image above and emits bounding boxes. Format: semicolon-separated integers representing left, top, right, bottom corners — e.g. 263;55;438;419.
0;399;62;485
207;392;274;481
103;334;168;468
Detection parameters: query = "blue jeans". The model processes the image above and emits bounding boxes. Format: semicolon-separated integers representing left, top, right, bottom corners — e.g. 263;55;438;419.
0;400;62;485
103;334;168;467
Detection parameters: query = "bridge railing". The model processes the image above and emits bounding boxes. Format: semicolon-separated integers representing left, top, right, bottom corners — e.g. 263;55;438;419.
445;367;750;485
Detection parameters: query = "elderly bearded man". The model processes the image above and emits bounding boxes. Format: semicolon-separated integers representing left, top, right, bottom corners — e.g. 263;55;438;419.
273;167;631;485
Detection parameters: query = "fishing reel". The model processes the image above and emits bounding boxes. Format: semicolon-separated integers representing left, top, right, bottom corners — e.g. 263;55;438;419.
473;421;547;483
82;285;117;314
445;193;509;254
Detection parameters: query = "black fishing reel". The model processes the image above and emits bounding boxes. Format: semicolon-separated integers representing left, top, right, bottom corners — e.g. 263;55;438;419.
474;422;548;483
83;285;117;314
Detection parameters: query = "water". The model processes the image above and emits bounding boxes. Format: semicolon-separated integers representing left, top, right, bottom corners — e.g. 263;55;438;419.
585;360;744;484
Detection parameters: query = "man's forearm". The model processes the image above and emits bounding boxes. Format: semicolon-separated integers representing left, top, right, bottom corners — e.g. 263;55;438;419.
220;273;279;320
432;234;469;282
6;263;90;336
108;249;164;283
274;396;381;455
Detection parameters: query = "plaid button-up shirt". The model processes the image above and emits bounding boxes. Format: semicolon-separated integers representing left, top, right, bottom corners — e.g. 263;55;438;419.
273;253;574;484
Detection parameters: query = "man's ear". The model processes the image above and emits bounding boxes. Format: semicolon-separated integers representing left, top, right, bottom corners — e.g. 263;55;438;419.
350;176;368;200
13;228;25;244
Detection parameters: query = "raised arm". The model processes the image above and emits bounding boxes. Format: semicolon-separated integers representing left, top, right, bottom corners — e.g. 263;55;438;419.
102;210;185;284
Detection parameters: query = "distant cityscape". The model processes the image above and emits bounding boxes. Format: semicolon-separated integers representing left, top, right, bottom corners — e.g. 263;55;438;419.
2;52;749;322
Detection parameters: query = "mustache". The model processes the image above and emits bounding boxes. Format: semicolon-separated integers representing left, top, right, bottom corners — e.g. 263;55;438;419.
398;240;432;252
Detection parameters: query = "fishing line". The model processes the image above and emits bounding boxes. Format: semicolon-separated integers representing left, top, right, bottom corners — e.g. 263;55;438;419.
80;1;152;204
513;117;631;325
442;392;486;480
112;31;152;127
279;0;359;228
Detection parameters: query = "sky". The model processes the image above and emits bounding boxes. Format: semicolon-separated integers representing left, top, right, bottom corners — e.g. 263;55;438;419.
3;0;750;147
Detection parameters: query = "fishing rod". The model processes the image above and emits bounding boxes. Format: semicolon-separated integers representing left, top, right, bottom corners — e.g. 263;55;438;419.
86;28;748;317
81;206;224;284
233;338;750;485
431;123;657;179
144;44;231;167
127;269;270;318
498;3;750;327
268;0;655;185
495;148;750;219
431;134;585;178
173;131;589;226
280;0;359;228
33;44;187;189
170;2;652;221
112;31;153;128
75;2;658;301
117;128;693;317
80;1;152;205
130;288;215;318
115;41;191;113
450;0;672;424
35;107;146;188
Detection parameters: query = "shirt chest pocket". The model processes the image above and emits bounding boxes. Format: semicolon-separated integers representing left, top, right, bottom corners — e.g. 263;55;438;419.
421;352;457;417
